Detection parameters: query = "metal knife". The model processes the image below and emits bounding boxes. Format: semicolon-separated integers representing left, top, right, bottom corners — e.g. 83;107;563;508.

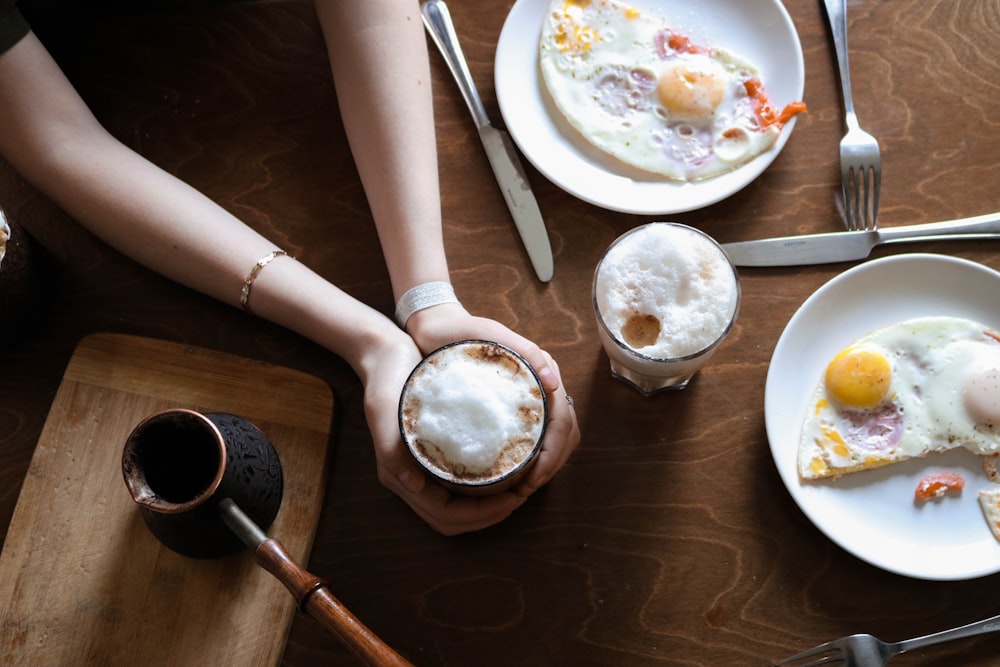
721;212;1000;267
421;0;554;282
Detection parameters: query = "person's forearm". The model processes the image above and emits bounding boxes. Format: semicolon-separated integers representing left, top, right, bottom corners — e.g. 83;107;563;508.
243;254;408;383
0;31;405;378
315;0;451;301
0;32;274;306
24;135;274;307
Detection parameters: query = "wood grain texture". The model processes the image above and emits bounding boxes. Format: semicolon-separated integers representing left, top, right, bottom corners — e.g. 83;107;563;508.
1;0;1000;665
0;334;333;665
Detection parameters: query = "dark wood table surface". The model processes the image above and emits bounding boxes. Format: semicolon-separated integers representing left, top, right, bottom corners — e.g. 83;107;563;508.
3;1;1000;664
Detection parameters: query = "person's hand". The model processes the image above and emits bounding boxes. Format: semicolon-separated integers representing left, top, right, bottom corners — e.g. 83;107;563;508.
404;303;581;502
357;325;547;535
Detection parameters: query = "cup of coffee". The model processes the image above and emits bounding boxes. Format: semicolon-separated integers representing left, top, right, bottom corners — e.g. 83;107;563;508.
398;340;548;495
592;222;740;394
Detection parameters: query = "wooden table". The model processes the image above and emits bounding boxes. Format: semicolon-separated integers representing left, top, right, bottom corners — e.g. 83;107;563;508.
3;1;1000;664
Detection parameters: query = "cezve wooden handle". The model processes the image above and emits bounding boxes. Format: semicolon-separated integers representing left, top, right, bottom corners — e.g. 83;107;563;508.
254;538;414;667
218;499;413;666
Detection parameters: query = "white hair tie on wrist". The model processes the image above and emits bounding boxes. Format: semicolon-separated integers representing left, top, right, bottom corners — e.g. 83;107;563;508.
394;281;459;328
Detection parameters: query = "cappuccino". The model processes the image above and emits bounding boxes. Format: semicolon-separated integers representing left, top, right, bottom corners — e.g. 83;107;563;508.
593;222;740;393
399;340;547;494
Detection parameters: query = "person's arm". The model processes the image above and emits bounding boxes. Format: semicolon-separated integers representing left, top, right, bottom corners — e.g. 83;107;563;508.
315;0;449;299
315;0;580;497
0;29;535;534
0;32;392;379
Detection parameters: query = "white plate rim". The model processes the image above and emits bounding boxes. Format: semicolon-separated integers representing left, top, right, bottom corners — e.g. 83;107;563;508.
494;0;806;215
765;254;1000;580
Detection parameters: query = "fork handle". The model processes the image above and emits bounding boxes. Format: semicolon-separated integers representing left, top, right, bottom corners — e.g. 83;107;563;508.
821;0;858;124
896;612;1000;653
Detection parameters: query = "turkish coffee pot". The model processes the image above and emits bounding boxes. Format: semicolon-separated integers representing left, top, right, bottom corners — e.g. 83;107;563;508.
121;408;412;667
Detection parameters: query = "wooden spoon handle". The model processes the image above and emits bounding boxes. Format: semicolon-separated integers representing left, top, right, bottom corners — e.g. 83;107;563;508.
254;537;414;667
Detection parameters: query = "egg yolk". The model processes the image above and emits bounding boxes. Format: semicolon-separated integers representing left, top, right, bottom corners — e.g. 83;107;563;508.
657;62;725;120
555;23;599;54
824;346;891;408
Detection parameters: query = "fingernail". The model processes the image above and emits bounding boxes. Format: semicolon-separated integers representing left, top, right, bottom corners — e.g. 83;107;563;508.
537;365;558;391
399;469;423;494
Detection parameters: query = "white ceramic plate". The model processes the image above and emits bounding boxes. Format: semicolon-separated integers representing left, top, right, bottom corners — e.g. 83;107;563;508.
494;0;805;215
766;254;1000;580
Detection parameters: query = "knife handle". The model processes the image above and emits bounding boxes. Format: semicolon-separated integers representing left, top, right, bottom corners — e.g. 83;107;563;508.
420;0;491;128
254;537;415;667
881;211;1000;241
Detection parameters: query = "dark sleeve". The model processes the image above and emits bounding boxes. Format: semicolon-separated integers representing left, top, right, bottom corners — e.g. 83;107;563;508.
0;1;31;55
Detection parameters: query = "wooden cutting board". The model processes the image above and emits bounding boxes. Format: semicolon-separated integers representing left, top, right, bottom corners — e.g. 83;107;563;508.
0;333;334;666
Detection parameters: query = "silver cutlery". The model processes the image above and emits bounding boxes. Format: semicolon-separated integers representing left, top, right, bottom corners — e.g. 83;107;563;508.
822;0;882;231
721;211;1000;267
420;0;554;282
774;612;1000;666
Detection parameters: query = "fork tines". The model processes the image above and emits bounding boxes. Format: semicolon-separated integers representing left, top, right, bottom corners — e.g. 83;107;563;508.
774;640;845;666
843;163;881;231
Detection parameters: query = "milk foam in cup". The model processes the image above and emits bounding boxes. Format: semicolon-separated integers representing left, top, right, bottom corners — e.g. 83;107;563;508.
593;222;740;394
398;340;548;495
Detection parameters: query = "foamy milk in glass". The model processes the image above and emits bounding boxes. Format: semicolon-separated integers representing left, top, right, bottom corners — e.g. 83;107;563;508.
398;340;547;495
593;222;740;394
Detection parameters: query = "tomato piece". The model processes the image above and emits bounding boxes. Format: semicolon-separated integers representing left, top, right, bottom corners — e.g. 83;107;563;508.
666;30;709;55
744;78;808;129
914;472;965;503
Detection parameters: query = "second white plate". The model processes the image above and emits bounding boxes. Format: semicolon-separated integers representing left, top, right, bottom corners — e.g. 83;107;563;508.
766;254;1000;580
494;0;806;214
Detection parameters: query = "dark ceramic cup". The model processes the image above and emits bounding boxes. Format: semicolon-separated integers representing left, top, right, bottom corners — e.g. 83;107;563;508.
121;409;283;559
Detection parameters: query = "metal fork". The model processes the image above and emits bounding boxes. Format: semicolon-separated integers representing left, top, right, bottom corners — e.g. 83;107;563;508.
822;0;882;231
774;612;1000;666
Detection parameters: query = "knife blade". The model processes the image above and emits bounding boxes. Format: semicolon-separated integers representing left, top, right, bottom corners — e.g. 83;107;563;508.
721;212;1000;267
421;0;554;282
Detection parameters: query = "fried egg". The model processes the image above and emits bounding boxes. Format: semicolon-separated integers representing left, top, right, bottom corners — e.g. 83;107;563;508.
538;0;806;181
798;316;1000;480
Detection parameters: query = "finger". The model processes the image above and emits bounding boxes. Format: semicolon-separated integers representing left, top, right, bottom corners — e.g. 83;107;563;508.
533;351;562;394
471;322;561;394
375;444;532;535
372;430;427;495
514;387;580;497
426;495;525;536
392;458;427;495
387;479;528;535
